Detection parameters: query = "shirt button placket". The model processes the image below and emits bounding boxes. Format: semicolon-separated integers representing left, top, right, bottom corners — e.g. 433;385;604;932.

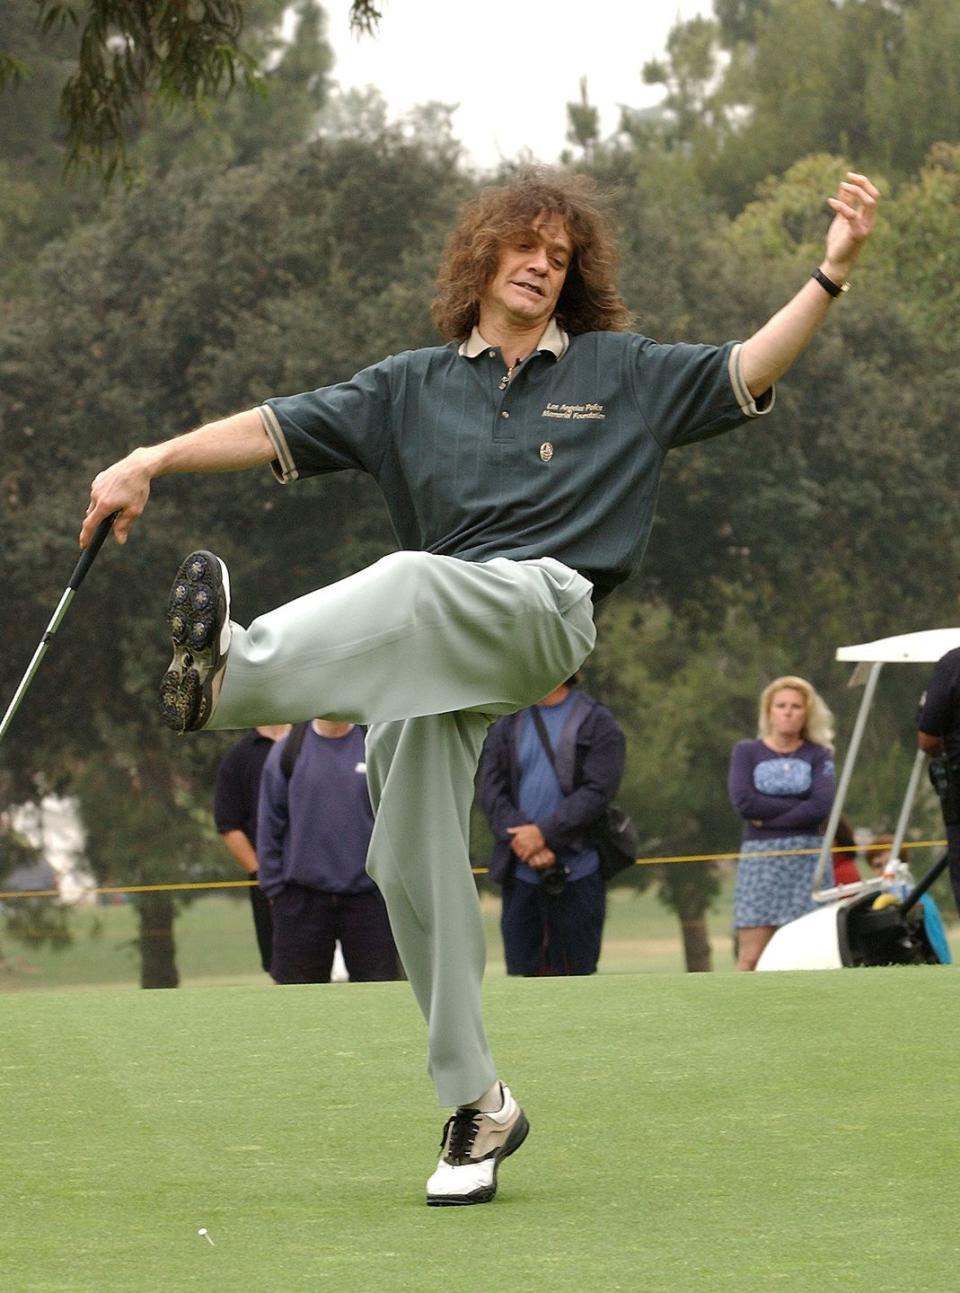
494;365;516;439
493;401;514;440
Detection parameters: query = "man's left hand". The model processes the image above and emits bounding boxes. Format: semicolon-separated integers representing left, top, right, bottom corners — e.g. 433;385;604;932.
528;848;557;870
822;171;880;279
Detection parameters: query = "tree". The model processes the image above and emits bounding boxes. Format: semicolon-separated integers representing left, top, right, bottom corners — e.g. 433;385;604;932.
0;6;104;291
584;599;788;973
632;0;960;211
641;13;727;152
870;141;960;355
0;1;333;292
0;0;352;178
713;0;772;46
564;76;599;163
6;1;256;178
129;0;333;175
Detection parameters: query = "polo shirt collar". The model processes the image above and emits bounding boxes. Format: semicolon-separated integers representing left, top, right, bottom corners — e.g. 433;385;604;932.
459;318;569;361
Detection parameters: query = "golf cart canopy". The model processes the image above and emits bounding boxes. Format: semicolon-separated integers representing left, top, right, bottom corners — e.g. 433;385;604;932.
837;628;960;666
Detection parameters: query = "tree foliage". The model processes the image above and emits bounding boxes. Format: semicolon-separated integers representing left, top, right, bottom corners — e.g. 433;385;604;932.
0;1;333;296
1;0;341;179
25;0;257;177
640;0;960;209
565;76;600;162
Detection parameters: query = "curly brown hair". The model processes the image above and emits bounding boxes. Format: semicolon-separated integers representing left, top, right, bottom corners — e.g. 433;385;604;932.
431;168;634;341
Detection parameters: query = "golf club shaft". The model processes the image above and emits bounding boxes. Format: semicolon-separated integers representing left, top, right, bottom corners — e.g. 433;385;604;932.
0;513;118;745
900;850;950;917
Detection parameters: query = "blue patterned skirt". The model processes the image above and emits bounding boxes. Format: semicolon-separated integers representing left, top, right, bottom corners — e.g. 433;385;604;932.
733;835;832;929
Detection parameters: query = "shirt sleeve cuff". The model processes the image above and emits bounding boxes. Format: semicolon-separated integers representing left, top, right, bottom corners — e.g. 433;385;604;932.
728;343;775;417
258;404;299;483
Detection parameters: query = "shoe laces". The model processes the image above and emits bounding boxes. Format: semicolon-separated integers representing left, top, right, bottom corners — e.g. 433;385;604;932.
440;1106;482;1163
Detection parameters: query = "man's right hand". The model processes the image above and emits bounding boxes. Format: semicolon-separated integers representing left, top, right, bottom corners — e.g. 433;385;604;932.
80;447;155;548
79;409;276;548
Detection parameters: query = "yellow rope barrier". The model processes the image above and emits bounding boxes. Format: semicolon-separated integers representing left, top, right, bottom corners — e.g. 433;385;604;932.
0;839;947;902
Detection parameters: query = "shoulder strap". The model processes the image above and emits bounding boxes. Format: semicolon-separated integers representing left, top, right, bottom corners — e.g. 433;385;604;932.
280;721;310;781
529;706;557;768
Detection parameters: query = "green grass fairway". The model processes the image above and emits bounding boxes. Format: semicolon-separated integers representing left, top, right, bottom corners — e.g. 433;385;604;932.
3;969;958;1292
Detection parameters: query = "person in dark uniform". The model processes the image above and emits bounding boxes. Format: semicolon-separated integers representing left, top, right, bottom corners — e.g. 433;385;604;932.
213;724;289;973
917;642;960;913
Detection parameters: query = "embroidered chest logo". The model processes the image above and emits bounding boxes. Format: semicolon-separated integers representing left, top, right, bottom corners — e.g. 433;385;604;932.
541;402;606;421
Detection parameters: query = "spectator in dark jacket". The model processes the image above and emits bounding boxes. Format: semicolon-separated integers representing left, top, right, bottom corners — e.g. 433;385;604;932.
479;676;626;975
214;724;290;972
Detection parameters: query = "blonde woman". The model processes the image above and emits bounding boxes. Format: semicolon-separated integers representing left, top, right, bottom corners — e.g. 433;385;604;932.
728;677;836;970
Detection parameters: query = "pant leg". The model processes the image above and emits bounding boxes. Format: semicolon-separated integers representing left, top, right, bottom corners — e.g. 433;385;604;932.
269;885;337;984
248;879;273;974
209;552;596;729
543;872;606;975
947;824;960;915
336;891;400;982
364;712;494;1108
500;879;549;976
209;552;595;1103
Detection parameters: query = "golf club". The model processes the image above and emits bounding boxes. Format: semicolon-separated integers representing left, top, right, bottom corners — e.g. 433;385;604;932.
0;512;119;746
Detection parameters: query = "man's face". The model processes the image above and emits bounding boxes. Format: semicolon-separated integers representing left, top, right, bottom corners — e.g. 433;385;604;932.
479;213;574;333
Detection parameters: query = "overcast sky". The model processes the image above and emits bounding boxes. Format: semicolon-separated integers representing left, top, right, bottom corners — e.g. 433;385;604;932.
322;1;714;170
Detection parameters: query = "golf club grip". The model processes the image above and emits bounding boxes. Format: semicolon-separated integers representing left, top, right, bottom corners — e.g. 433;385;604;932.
69;512;119;589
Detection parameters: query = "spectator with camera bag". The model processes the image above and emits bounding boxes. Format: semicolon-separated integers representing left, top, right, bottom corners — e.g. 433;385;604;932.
479;675;626;975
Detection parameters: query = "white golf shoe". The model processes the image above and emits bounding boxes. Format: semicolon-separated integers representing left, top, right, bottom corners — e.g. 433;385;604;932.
426;1083;529;1206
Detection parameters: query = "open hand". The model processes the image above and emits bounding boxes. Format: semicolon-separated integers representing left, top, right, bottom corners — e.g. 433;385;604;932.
823;172;880;276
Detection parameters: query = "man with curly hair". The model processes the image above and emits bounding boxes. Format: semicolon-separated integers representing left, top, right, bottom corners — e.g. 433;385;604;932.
81;166;879;1206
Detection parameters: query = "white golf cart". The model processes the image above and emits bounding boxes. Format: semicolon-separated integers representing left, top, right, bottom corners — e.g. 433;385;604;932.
756;628;958;971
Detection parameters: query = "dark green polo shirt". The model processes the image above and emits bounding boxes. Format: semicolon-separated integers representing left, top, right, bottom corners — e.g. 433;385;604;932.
259;328;772;600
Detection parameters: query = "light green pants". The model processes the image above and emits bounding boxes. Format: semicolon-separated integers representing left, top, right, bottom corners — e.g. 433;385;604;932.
210;550;596;1105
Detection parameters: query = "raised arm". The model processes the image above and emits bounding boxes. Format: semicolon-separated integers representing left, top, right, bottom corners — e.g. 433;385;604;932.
739;172;880;398
79;408;275;548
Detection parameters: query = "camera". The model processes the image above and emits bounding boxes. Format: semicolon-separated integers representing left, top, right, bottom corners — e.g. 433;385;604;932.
540;863;569;897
